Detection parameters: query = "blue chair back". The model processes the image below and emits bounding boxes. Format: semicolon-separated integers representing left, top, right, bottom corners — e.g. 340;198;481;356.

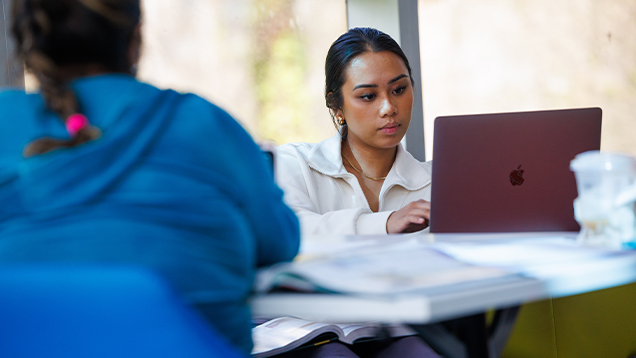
0;264;247;358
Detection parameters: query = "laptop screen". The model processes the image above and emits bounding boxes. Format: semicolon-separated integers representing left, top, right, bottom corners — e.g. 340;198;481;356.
429;107;602;233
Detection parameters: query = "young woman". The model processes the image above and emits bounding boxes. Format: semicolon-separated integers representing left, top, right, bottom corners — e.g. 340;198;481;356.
0;0;299;354
276;27;431;236
271;28;439;358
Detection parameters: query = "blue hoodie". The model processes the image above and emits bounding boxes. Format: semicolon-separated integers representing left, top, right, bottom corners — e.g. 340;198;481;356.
0;74;300;354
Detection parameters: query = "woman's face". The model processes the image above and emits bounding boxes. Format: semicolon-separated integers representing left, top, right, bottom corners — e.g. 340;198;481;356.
336;50;413;151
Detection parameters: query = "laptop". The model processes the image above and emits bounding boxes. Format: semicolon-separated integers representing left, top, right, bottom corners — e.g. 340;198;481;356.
429;107;602;233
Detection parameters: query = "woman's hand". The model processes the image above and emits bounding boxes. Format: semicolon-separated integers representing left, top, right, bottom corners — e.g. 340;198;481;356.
386;199;431;233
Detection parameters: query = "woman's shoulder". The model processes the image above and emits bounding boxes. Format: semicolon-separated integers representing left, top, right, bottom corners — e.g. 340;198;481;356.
141;84;248;142
168;90;237;126
391;146;432;188
277;141;317;156
420;159;433;172
414;157;433;176
276;135;345;179
275;142;317;173
76;75;232;122
277;135;340;159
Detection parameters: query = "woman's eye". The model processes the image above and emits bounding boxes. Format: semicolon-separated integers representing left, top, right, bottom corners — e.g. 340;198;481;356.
360;93;375;100
393;85;407;94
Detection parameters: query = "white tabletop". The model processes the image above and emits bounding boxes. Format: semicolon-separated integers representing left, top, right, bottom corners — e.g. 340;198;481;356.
250;232;636;324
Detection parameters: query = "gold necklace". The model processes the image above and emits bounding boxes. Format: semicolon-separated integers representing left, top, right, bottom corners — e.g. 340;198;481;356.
342;153;386;181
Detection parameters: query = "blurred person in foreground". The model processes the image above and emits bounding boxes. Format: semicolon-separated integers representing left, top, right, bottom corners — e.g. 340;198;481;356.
0;0;300;354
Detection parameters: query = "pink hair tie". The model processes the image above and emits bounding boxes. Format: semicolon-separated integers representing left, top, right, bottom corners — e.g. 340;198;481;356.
65;114;89;136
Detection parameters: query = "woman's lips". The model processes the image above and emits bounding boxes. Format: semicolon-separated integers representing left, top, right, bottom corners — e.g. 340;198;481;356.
380;123;399;135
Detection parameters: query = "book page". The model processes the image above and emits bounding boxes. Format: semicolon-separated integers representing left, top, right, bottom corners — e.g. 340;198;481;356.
336;323;378;344
252;317;418;356
336;323;417;344
257;239;510;294
252;317;342;357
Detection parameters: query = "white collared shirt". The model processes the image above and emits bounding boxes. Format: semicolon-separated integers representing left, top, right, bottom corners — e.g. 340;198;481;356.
276;134;432;236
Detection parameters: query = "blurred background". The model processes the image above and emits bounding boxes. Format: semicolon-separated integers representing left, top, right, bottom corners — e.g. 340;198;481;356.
21;0;636;160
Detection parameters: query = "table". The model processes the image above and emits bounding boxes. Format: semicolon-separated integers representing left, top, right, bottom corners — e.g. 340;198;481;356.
250;232;636;358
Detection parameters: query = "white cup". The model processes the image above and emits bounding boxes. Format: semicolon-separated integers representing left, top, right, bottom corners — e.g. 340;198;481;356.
570;151;636;248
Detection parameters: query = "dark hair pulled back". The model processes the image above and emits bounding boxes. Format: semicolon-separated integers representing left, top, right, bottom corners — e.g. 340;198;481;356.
12;0;141;157
324;27;414;138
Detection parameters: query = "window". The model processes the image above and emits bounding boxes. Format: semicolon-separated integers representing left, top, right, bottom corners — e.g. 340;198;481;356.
419;0;636;160
139;0;347;145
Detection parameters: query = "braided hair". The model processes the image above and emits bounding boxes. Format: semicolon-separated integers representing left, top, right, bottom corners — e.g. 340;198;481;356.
11;0;141;157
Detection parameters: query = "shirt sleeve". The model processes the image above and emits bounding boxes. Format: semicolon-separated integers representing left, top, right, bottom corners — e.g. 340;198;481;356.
294;209;393;236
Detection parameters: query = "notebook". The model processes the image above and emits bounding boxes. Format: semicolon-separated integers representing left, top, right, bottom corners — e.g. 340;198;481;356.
429;107;602;233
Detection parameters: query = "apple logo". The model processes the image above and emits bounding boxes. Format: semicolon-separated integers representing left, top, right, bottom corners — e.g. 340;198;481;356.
509;164;524;186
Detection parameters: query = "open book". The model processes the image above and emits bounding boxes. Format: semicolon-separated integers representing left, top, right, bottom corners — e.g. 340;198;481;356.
251;316;416;357
254;238;510;295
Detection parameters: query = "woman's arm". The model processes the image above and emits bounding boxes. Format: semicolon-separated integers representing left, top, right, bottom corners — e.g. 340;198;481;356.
295;206;393;236
200;104;300;267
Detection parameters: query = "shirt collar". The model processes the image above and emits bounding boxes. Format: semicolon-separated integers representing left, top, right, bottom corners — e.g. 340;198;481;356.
306;134;431;190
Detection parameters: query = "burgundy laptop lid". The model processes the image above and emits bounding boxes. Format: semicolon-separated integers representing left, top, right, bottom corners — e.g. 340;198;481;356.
429;107;602;233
